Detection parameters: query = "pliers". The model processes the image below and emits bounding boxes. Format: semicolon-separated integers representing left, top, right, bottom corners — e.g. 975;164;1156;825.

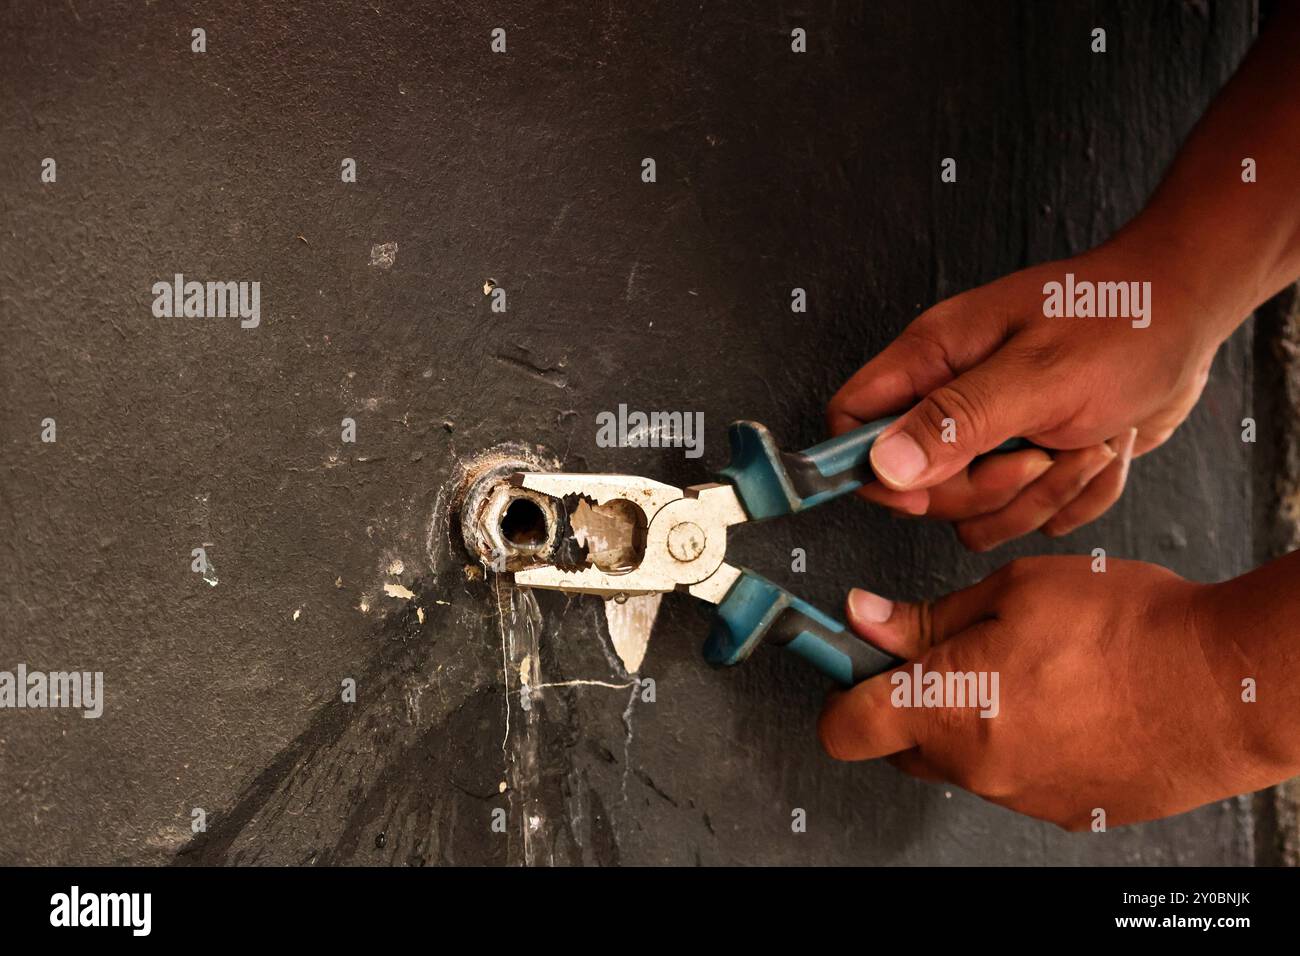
513;416;1026;686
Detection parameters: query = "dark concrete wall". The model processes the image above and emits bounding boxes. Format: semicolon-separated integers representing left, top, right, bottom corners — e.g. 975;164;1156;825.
0;0;1269;864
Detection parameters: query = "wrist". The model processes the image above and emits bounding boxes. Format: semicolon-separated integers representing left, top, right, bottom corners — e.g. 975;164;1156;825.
1106;209;1262;351
1192;571;1300;775
1078;223;1239;365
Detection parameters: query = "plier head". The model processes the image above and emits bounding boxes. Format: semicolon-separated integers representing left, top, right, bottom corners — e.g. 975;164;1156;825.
510;473;749;602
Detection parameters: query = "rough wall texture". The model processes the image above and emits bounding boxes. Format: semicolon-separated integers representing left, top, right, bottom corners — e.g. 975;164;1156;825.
0;0;1274;864
1252;282;1300;865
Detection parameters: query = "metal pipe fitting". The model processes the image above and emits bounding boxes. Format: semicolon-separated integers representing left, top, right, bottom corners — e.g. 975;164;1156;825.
457;458;559;572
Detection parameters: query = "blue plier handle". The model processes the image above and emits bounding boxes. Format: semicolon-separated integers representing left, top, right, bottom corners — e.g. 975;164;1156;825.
706;419;1031;685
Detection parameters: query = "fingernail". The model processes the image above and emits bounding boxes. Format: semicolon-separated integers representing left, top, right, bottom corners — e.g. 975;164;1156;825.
1026;457;1054;481
849;588;893;623
1107;427;1138;457
1085;447;1118;481
871;432;928;487
897;493;928;515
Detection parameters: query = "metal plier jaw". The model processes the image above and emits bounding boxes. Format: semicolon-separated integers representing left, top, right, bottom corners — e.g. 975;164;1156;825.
506;418;1030;686
510;473;748;605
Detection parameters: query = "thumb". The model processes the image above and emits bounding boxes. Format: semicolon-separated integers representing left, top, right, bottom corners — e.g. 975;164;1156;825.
868;346;1046;491
843;572;1003;660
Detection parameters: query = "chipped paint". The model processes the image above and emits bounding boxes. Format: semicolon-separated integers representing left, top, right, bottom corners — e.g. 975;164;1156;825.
368;241;397;269
383;582;416;600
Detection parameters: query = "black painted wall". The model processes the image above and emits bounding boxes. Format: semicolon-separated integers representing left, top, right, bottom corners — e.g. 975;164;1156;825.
0;0;1266;864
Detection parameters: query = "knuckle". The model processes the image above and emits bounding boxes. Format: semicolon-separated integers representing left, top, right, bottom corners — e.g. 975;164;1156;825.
924;382;990;450
892;327;960;392
899;324;955;365
909;303;966;341
918;702;960;745
1027;470;1084;509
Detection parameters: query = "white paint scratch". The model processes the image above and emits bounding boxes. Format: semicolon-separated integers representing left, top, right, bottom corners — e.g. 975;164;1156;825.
533;678;636;690
369;241;398;270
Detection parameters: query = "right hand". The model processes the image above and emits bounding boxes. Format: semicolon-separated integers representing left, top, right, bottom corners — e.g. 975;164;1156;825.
827;240;1224;551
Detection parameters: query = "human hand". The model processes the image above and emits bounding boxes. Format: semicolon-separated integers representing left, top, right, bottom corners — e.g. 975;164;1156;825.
828;239;1227;549
811;554;1289;832
816;555;1282;829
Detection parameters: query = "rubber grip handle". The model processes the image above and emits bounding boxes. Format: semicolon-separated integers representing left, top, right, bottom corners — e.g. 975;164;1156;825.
702;568;899;686
719;416;1032;520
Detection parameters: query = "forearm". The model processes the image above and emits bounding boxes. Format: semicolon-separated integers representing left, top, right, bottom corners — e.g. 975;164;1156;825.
1114;3;1300;344
1198;549;1300;776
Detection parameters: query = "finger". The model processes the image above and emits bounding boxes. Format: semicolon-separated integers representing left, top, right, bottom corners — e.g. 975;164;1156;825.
818;674;919;761
826;296;1013;436
955;443;1117;552
857;481;930;515
827;331;957;437
922;448;1055;521
843;574;1003;660
868;343;1058;492
858;448;1053;520
1042;428;1137;537
887;747;948;783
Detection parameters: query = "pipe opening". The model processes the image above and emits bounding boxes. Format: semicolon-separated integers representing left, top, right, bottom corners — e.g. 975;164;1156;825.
500;498;549;548
456;457;559;571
